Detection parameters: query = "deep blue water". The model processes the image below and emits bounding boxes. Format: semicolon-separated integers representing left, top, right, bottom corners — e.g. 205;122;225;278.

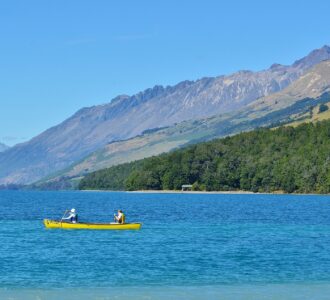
1;190;330;298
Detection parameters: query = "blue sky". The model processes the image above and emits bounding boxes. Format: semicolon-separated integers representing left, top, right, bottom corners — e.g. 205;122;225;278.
1;0;330;146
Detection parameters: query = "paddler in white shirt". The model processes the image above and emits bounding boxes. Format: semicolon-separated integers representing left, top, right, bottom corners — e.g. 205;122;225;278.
62;208;78;223
114;210;125;224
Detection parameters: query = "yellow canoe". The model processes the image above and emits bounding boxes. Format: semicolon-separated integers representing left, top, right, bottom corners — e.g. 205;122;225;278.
43;219;142;230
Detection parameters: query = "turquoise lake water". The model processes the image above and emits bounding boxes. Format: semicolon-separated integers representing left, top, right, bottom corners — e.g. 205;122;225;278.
1;190;330;299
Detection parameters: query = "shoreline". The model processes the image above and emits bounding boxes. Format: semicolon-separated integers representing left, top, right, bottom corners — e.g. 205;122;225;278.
127;190;256;194
80;189;329;196
80;189;265;194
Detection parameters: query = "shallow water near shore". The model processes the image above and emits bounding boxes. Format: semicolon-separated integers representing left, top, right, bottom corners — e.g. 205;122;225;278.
2;283;330;300
1;190;330;299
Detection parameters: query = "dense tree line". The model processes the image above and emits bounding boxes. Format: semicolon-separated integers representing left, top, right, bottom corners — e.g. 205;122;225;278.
79;120;330;193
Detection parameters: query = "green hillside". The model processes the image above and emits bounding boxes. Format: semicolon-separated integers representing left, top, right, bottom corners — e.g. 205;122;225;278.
79;120;330;194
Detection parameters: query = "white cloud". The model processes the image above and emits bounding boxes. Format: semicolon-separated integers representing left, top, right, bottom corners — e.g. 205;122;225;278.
1;136;27;145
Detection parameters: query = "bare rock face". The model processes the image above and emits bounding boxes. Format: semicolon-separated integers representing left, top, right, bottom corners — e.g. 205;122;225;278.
293;45;330;69
1;45;330;184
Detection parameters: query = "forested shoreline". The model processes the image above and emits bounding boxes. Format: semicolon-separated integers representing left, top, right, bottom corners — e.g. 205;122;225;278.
79;120;330;194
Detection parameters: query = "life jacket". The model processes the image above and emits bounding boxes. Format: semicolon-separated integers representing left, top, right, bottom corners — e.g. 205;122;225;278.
120;213;125;224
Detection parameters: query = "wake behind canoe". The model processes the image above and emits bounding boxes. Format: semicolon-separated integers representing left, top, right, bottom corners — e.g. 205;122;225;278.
43;219;142;230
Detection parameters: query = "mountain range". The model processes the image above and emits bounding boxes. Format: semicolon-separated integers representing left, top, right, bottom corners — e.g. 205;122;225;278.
37;60;330;189
1;45;330;185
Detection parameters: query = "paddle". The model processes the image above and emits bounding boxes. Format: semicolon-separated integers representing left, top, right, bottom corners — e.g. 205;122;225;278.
60;210;68;227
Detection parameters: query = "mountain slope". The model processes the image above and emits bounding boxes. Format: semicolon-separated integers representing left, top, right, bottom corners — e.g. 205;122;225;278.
1;45;330;184
0;143;9;153
38;60;330;189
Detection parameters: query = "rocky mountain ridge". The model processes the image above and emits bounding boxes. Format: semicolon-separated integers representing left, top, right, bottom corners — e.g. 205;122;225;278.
38;60;330;188
1;45;330;184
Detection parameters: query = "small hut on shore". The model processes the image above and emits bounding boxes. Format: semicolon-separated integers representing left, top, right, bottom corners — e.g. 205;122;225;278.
181;184;192;191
